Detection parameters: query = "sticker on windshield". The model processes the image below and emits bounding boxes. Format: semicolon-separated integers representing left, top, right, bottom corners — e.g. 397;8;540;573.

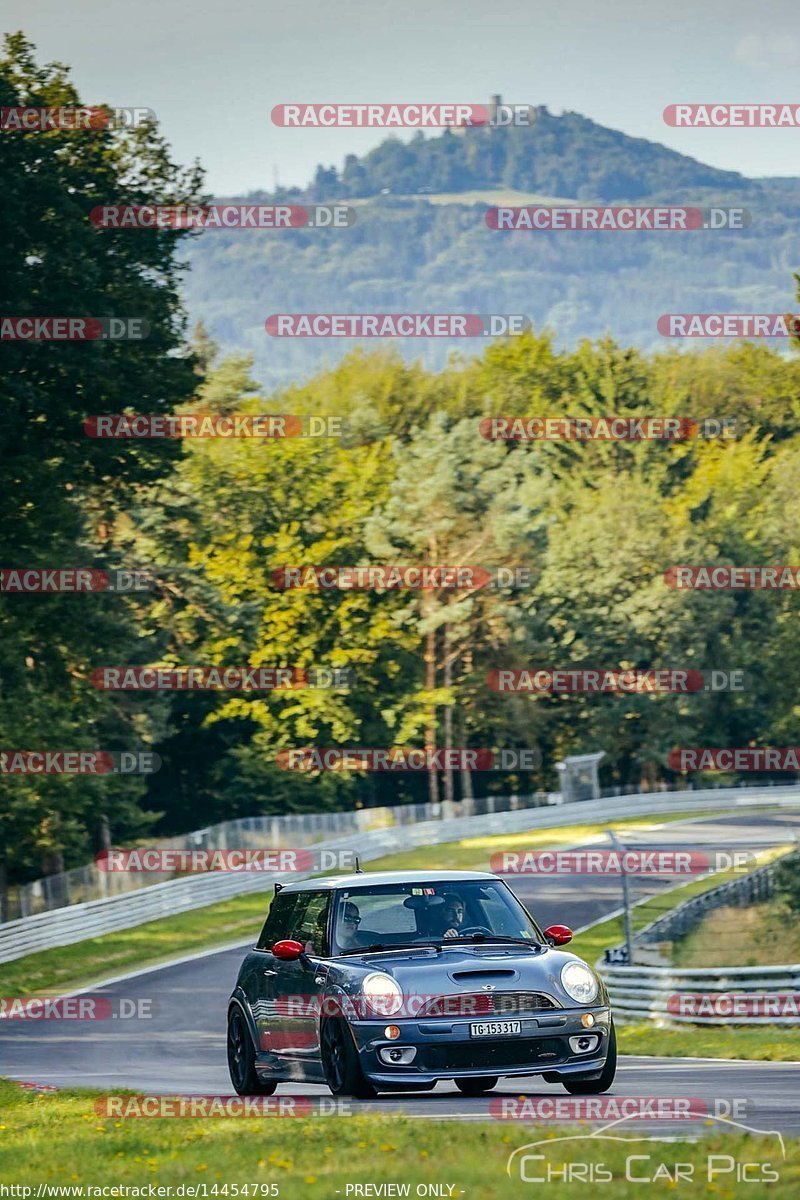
411;888;423;895
423;887;435;895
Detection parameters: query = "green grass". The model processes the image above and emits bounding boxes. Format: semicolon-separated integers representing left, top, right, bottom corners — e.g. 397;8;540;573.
0;890;271;997
365;809;722;873
670;898;800;968
615;1022;800;1062
3;811;712;998
1;1079;798;1195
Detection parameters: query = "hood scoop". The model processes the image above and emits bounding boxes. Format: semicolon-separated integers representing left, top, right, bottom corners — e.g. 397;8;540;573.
450;968;517;983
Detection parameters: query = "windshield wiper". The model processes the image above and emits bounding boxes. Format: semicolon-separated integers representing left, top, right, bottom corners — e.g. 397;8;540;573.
338;941;443;956
452;934;542;948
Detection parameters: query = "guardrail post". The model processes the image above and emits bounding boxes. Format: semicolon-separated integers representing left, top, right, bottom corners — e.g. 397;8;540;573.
606;828;635;965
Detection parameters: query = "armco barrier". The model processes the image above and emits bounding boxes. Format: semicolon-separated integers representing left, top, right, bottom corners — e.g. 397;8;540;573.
635;851;798;945
1;785;798;965
2;791;556;920
6;778;793;921
601;962;800;1025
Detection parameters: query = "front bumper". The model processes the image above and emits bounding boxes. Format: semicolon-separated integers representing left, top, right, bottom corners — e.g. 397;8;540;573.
351;1007;611;1085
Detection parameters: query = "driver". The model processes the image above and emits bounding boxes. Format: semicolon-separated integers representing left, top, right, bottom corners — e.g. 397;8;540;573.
336;901;362;950
440;893;466;939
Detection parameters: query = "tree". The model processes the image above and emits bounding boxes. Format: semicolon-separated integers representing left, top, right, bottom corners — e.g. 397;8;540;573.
0;34;204;882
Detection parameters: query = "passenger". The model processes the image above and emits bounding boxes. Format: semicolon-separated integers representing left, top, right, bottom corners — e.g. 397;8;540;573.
336;901;362;950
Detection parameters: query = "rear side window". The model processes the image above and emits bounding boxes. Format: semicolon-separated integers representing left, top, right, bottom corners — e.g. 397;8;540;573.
287;890;331;955
257;892;299;949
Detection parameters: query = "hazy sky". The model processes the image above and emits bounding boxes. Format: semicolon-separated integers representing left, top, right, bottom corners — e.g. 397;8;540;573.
3;0;799;193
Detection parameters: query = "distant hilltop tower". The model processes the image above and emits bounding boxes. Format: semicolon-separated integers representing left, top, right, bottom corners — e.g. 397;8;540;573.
488;94;503;124
452;95;539;136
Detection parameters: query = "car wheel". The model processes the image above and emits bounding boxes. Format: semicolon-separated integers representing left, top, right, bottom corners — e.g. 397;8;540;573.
227;1006;278;1096
320;1018;376;1099
561;1020;617;1095
455;1077;499;1096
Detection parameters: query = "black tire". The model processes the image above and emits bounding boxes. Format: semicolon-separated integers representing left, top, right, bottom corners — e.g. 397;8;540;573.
227;1006;278;1095
562;1021;617;1095
320;1018;376;1098
455;1076;499;1096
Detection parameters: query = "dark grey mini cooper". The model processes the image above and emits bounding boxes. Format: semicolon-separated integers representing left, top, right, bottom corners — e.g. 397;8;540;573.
226;870;616;1097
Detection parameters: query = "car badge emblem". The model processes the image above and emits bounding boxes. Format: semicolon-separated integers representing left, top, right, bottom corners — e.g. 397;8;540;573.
482;984;496;992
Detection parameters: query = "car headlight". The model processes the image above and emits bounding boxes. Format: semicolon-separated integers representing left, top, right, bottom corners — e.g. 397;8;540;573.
560;962;599;1004
361;972;403;1016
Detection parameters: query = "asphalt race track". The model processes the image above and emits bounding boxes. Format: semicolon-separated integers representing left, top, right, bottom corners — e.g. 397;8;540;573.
2;811;800;1130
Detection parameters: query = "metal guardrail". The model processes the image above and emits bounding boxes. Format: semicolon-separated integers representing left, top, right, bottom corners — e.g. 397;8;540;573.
5;776;793;922
599;849;800;1025
1;785;798;966
0;791;556;922
635;852;798;945
601;962;800;1025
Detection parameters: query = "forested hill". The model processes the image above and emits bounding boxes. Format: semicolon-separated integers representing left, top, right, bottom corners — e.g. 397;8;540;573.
282;107;749;203
182;108;800;388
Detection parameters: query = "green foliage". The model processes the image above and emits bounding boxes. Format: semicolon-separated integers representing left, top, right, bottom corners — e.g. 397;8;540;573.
0;34;204;879
4;37;800;886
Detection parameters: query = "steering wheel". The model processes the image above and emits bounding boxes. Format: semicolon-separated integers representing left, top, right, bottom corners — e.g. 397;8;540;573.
457;925;493;937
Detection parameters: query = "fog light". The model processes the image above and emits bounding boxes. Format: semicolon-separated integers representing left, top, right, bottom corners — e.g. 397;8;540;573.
581;1013;595;1028
569;1034;599;1054
384;1025;401;1040
378;1046;417;1065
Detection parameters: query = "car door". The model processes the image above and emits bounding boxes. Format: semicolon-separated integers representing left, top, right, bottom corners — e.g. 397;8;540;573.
270;889;331;1081
250;890;300;1063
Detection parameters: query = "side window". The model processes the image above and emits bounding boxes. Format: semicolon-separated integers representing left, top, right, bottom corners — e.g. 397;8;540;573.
288;890;331;956
257;892;299;949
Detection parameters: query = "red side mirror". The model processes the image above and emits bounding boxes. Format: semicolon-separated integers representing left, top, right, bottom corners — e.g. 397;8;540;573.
544;924;573;946
272;939;304;961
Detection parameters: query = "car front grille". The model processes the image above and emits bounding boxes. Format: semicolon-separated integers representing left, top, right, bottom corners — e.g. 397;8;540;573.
421;1036;566;1072
419;991;561;1018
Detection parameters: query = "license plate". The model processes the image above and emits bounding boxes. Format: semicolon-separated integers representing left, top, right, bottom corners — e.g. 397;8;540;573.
469;1020;521;1038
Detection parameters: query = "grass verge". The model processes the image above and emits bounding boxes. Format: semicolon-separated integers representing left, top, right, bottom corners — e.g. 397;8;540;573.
0;1079;798;1195
670;898;800;968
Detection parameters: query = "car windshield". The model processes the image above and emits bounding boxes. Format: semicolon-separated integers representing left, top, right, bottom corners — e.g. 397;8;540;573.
330;879;542;955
